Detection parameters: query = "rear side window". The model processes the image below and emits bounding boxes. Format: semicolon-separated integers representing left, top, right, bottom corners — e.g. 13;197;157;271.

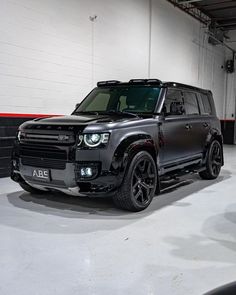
162;89;185;116
183;92;199;115
200;94;212;115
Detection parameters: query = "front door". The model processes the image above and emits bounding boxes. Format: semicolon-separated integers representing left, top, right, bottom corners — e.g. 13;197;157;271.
159;88;192;166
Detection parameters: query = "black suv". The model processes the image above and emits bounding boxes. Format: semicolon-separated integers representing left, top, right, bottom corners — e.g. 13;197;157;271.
11;79;223;211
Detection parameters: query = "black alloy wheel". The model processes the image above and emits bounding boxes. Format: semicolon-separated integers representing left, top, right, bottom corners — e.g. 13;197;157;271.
132;158;156;206
113;151;157;211
210;141;222;177
199;140;222;180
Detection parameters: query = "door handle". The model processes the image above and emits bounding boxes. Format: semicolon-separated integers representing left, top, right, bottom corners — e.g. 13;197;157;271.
185;124;192;130
203;122;209;128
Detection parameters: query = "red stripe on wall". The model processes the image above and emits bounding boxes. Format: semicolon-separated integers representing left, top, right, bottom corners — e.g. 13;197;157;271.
0;113;234;121
221;119;235;122
0;113;62;118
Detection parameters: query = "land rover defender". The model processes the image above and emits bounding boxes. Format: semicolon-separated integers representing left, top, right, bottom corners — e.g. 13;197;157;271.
11;79;223;211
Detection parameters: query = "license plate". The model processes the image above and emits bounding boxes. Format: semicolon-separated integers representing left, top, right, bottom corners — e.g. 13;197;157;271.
32;168;50;182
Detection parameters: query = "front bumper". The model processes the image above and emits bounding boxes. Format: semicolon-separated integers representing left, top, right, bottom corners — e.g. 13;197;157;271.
11;157;119;196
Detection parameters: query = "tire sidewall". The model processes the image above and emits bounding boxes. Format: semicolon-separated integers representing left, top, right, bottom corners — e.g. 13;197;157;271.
206;140;222;178
125;151;158;210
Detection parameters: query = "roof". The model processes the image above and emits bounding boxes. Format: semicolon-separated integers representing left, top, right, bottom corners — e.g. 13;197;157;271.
97;79;210;93
163;82;211;93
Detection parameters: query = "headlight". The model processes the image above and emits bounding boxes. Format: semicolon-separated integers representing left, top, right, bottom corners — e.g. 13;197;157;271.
17;130;26;142
17;131;22;142
83;133;109;147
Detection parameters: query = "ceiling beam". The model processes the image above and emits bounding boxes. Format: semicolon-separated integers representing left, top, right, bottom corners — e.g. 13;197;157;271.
178;0;203;3
207;5;236;12
195;0;236;9
166;0;210;25
167;0;236;31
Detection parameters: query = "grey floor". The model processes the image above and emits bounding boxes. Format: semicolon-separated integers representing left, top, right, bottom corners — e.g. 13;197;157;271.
0;146;236;295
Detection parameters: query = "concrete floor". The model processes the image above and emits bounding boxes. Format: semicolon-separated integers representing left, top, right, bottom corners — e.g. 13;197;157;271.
0;146;236;295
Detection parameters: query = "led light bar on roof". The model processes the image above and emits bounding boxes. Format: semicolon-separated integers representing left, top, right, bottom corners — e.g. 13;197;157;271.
97;79;163;87
129;79;162;85
97;80;121;87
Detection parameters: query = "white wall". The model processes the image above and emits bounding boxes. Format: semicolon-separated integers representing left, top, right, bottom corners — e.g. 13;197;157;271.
0;0;226;117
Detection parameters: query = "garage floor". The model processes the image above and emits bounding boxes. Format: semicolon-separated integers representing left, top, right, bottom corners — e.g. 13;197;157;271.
0;145;236;295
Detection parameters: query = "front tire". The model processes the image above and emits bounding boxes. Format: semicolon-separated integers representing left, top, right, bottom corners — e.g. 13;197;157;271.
199;140;222;180
19;182;46;194
113;151;158;212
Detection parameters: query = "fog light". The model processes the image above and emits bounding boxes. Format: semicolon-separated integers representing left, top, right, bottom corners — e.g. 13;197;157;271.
80;167;93;177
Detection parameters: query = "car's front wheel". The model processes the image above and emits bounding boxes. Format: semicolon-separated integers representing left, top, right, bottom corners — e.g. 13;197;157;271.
113;151;158;212
199;140;222;180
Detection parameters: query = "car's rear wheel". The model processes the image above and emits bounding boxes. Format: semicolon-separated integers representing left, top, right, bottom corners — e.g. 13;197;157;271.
199;140;222;180
113;151;158;212
19;182;46;194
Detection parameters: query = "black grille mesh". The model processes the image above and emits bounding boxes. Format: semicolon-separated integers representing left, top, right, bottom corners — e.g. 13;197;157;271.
19;144;67;160
21;157;66;170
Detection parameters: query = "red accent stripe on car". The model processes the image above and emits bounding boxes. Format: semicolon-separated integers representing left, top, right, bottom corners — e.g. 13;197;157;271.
0;113;62;118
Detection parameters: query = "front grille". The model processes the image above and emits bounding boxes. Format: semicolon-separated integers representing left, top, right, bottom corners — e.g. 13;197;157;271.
20;131;75;145
19;142;69;170
21;157;66;170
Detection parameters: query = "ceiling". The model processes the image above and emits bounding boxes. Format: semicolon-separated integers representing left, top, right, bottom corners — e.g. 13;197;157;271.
181;0;236;31
192;0;236;31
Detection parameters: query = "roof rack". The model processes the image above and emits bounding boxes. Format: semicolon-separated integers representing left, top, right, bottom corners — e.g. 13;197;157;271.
97;79;163;87
97;80;121;87
163;82;210;93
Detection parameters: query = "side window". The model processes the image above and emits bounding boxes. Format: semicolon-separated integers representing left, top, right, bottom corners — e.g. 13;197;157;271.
200;94;212;115
162;89;185;116
183;92;199;115
85;92;110;111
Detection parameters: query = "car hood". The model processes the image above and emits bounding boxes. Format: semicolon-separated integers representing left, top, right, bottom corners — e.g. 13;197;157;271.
19;114;144;132
32;114;138;125
20;114;157;133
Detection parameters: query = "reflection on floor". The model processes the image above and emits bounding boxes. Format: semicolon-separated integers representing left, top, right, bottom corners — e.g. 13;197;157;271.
0;145;236;295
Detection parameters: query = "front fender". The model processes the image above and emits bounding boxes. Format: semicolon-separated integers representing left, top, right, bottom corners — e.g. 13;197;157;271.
110;134;158;185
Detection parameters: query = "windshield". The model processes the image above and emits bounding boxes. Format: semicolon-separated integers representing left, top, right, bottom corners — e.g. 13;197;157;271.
74;86;161;114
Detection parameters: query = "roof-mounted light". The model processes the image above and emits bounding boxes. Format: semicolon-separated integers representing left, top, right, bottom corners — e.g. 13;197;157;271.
146;79;162;84
97;80;121;87
129;79;162;85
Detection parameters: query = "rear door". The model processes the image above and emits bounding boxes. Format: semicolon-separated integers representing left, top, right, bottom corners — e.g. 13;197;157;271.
197;92;214;147
182;90;203;158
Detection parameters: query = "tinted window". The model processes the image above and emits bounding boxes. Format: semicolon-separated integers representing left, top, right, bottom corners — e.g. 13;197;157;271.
201;94;212;115
75;86;161;114
183;92;199;115
85;92;110;111
162;89;185;116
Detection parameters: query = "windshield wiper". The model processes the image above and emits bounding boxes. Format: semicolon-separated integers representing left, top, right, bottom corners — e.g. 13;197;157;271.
100;110;139;118
74;111;99;115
